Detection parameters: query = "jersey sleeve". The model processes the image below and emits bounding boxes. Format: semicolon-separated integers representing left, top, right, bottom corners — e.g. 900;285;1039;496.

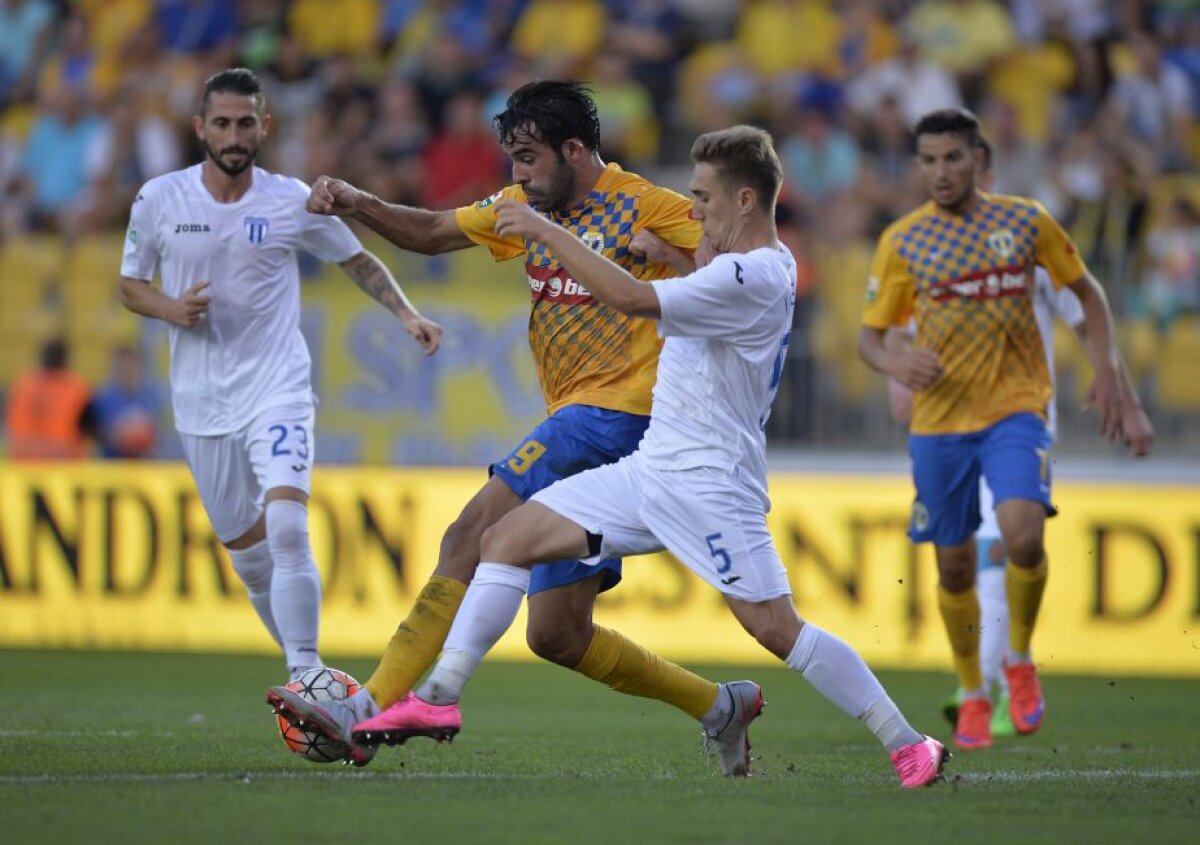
293;179;364;263
634;186;702;250
453;185;526;262
653;252;786;341
861;228;915;328
1033;202;1088;289
120;187;159;281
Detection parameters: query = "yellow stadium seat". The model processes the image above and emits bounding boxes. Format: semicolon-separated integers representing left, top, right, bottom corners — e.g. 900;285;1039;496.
1156;317;1200;412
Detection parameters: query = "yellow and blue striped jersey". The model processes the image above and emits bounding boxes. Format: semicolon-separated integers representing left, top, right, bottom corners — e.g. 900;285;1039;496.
455;163;701;416
862;193;1088;434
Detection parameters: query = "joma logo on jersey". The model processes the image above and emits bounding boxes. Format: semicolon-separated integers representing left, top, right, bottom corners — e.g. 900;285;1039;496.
244;216;269;244
174;223;211;233
987;228;1016;259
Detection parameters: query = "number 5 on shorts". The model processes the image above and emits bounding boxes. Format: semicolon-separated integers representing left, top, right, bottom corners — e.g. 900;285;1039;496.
706;532;732;574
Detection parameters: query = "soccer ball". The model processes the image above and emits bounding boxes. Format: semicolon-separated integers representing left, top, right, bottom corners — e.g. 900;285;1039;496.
274;667;361;763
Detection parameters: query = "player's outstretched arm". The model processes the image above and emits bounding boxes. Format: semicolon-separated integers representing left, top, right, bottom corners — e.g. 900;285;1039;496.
306;175;472;256
494;199;660;317
339;251;442;356
119;277;210;327
1071;323;1153;456
1066;274;1123;442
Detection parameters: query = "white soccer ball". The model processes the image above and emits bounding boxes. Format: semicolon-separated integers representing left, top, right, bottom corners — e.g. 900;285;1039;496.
274;667;361;763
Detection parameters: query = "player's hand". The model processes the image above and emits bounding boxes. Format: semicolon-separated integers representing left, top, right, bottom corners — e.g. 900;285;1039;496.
1082;363;1122;442
404;314;443;356
1119;402;1154;457
630;229;695;274
170;281;211;327
308;175;363;216
494;199;553;242
891;346;943;391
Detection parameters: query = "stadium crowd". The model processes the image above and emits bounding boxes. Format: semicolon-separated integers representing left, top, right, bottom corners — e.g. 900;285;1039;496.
2;0;1199;449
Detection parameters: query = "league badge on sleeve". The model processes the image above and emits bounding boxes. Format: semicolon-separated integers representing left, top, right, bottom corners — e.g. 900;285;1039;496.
244;216;270;245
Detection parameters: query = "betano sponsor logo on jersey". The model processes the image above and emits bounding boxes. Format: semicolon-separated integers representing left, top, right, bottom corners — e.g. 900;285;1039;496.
926;265;1030;301
526;264;593;304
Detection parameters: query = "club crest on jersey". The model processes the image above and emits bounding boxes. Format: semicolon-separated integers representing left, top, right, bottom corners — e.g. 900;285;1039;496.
244;216;269;244
581;230;605;253
987;228;1015;259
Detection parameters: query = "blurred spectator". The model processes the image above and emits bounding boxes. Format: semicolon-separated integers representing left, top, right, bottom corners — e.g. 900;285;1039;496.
980;98;1049;201
904;0;1017;106
588;51;659;167
779;104;860;211
3;83;105;240
362;75;428;205
155;0;239;54
1009;0;1115;45
1108;31;1194;169
37;12;118;104
4;338;95;460
420;88;503;209
92;344;162;459
0;0;55;106
261;33;324;176
735;0;842;86
856;94;921;230
83;86;181;229
288;0;381;60
510;0;607;77
846;27;962;128
1144;197;1200;331
606;0;686;112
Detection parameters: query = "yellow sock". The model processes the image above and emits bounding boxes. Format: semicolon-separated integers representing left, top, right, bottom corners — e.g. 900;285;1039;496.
1006;556;1048;656
365;576;467;708
938;585;983;692
573;626;718;719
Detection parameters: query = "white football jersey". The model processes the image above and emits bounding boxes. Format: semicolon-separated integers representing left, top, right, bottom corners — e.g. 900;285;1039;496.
642;246;797;508
121;164;362;435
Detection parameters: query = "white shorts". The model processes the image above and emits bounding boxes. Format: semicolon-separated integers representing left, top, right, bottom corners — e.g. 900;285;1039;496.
531;452;793;603
179;402;315;543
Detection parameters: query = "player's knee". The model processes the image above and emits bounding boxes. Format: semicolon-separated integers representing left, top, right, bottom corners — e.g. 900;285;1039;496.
265;499;310;563
438;512;487;576
1006;534;1044;568
936;555;975;592
526;623;586;667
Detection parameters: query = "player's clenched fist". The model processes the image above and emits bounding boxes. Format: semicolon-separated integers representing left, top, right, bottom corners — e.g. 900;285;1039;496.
171;280;211;327
494;199;552;241
892;345;944;391
307;175;362;216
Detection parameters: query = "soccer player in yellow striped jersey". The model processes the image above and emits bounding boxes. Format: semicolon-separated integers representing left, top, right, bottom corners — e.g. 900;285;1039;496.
269;81;738;767
858;109;1151;753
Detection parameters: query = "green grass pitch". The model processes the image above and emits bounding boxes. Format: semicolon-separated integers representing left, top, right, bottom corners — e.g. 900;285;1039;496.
0;650;1196;844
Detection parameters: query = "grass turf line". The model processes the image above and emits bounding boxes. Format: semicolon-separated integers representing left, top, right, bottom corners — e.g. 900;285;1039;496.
0;650;1196;845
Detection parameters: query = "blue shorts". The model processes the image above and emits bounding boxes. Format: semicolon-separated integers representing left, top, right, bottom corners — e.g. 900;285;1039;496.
909;412;1053;546
490;405;650;596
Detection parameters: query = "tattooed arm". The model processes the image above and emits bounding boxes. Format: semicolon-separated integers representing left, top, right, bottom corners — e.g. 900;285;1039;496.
338;251;443;355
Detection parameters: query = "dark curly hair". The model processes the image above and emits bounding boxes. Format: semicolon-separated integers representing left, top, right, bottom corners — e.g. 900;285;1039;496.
493;80;601;157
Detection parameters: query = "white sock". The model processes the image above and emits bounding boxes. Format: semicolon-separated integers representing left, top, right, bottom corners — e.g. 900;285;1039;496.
415;563;530;705
266;499;323;672
228;537;282;646
786;623;923;752
978;566;1009;696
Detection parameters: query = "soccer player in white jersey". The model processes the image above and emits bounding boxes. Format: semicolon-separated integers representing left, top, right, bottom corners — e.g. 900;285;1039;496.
474;126;947;786
118;68;442;679
884;136;1153;740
